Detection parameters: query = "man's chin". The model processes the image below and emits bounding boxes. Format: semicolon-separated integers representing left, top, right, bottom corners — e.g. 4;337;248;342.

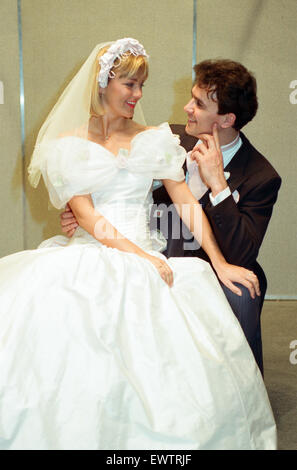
185;123;213;137
185;123;197;137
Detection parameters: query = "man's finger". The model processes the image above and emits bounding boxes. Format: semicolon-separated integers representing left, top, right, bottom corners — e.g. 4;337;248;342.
62;222;78;231
66;228;75;238
236;278;257;299
190;150;202;163
190;143;208;160
212;123;221;152
190;148;199;159
197;142;208;152
60;212;75;220
225;280;242;297
197;133;216;150
60;217;76;226
196;142;208;156
244;270;261;297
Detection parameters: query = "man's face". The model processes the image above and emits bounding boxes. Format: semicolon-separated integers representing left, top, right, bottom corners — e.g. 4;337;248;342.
184;85;220;137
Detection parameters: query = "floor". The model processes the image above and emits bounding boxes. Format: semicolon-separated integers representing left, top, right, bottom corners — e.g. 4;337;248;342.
261;300;297;450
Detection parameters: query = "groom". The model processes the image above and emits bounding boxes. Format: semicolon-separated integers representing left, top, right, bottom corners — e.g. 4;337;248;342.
152;59;281;374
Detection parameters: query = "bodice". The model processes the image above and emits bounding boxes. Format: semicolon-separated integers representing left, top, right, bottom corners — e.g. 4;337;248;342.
89;156;155;250
39;123;186;252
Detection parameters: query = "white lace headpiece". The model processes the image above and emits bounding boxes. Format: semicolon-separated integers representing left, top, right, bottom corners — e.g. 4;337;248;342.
97;37;148;88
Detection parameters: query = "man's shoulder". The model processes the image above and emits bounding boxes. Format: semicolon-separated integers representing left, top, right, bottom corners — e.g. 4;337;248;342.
169;124;197;152
240;132;281;182
169;124;186;135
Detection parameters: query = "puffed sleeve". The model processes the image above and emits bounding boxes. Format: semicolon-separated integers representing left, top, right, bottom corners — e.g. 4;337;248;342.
130;123;186;181
39;137;117;209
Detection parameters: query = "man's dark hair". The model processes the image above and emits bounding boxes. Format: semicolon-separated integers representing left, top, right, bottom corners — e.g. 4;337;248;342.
194;59;258;130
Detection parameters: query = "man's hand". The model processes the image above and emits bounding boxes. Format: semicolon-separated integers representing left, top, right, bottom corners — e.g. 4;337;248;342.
190;123;228;197
60;204;79;237
214;262;260;299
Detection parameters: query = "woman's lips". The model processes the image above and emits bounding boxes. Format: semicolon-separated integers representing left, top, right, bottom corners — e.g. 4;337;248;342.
126;101;136;109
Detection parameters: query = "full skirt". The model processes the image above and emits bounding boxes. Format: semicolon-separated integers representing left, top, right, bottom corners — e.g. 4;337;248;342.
0;242;276;450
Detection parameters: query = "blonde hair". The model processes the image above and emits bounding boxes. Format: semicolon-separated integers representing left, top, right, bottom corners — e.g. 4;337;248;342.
90;45;149;116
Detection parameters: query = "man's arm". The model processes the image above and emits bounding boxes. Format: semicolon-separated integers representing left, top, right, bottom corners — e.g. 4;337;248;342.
204;174;281;267
191;125;281;268
163;178;260;298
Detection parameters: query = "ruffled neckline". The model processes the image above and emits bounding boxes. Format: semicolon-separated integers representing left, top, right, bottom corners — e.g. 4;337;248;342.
56;122;172;159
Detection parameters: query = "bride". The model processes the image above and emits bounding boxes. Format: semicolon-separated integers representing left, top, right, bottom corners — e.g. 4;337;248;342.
0;38;276;450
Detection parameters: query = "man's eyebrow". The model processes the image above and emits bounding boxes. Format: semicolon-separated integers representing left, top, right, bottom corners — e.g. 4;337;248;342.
191;91;206;106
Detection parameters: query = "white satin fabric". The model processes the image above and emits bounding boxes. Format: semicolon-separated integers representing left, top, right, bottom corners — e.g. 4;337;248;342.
0;124;276;450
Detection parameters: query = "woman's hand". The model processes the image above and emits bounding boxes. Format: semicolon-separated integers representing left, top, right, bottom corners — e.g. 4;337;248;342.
214;262;260;298
145;254;174;287
60;204;79;237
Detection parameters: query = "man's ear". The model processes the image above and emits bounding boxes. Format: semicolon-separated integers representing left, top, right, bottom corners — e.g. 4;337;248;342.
221;113;236;129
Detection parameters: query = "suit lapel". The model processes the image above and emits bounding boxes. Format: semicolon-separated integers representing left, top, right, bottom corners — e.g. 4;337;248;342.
224;133;250;193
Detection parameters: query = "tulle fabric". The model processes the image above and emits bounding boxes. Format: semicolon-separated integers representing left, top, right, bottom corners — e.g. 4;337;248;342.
39;123;185;210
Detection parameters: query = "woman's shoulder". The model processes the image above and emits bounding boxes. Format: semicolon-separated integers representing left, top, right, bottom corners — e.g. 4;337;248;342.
40;132;108;169
131;121;172;133
131;122;176;140
130;122;186;174
128;121;186;181
133;122;182;149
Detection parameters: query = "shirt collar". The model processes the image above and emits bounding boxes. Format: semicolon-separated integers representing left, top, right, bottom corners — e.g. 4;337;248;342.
196;133;242;169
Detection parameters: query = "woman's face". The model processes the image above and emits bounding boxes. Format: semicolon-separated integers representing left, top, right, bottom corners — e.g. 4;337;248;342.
100;73;145;119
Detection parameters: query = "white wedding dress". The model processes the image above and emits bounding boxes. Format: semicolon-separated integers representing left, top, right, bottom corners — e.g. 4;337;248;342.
0;123;276;450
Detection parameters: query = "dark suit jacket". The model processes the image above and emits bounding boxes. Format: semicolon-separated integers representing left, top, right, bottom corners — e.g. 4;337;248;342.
152;124;282;298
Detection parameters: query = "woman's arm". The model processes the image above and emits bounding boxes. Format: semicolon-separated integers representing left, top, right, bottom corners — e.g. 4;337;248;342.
68;194;174;286
163;179;260;297
69;195;143;254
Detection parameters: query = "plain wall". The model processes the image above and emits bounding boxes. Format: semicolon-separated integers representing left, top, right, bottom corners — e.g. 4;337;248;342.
194;0;297;296
0;0;23;255
0;0;296;296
